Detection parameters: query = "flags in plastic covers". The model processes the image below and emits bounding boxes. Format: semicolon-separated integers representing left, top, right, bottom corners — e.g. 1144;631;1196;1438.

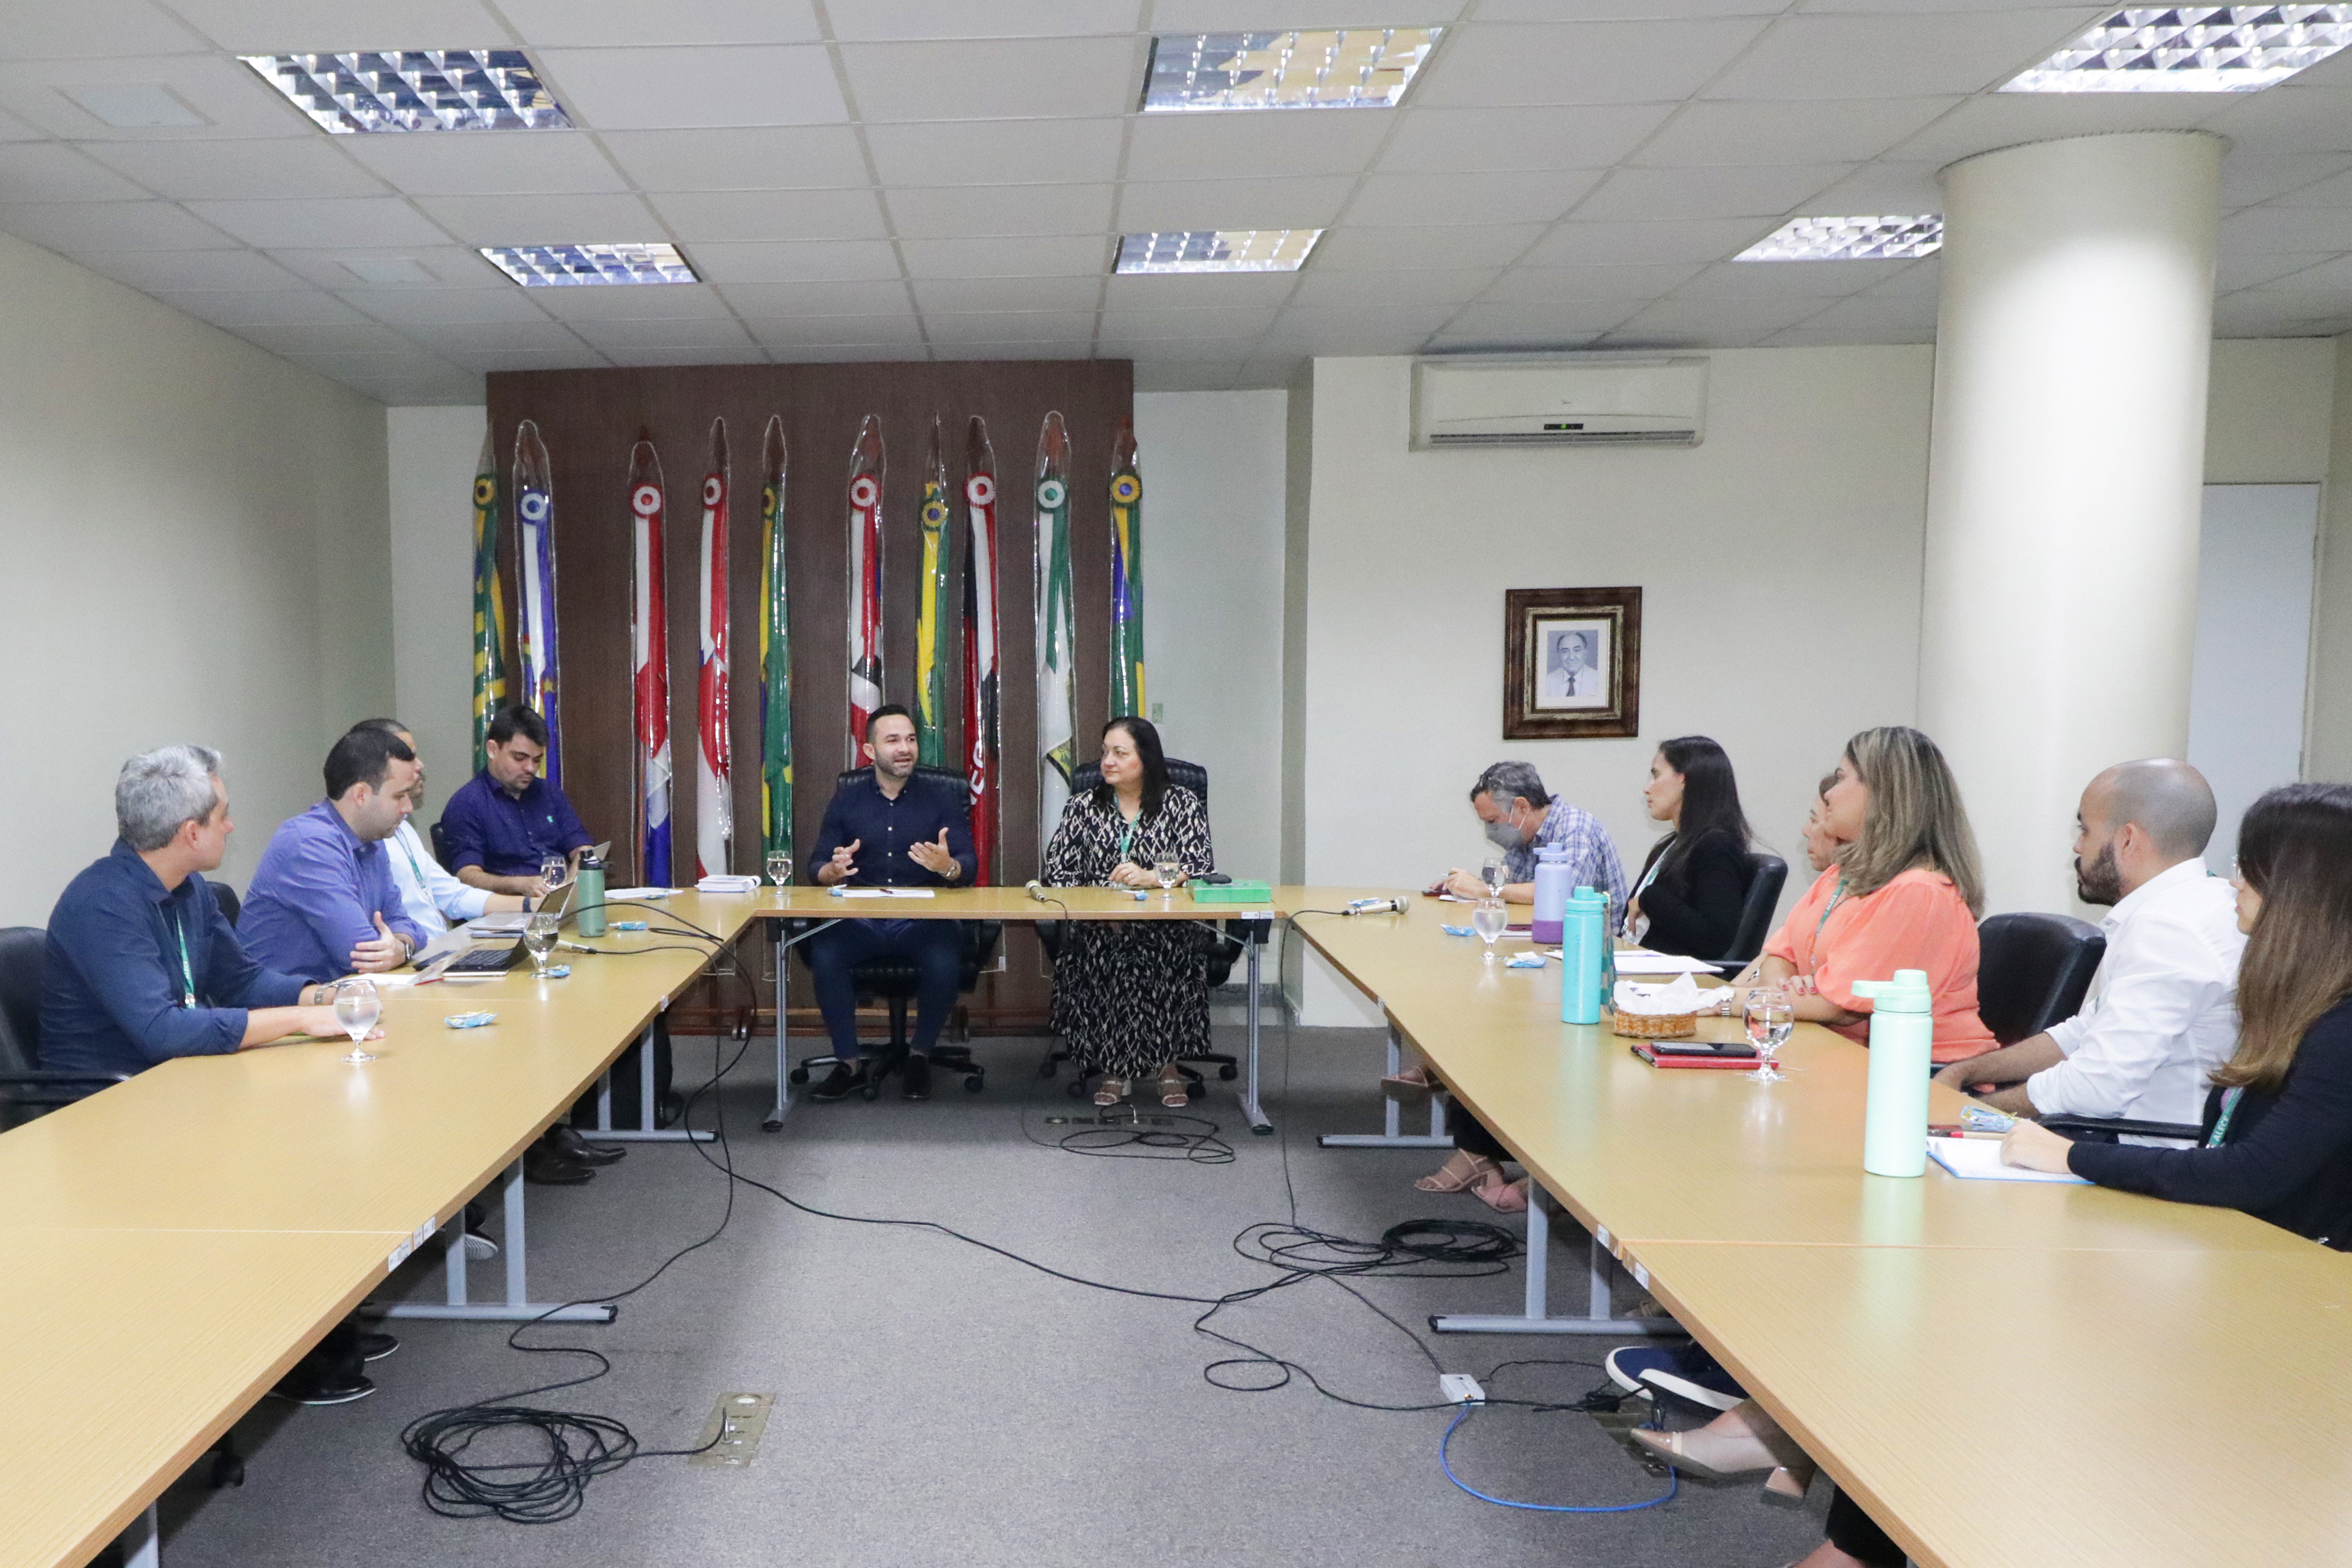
513;420;563;785
914;416;953;770
1034;411;1076;860
695;419;732;878
845;414;886;765
757;415;793;882
628;438;672;887
1108;419;1145;721
469;431;509;775
961;417;1001;886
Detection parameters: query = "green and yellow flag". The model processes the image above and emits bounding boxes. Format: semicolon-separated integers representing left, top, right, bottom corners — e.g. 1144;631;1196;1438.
1108;419;1144;720
914;415;953;769
757;415;793;880
469;429;509;773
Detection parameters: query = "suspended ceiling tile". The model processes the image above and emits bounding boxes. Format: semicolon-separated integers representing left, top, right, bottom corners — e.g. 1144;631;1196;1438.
1123;109;1393;182
1798;161;1944;217
234;319;421;353
1671;256;1915;299
1132;360;1246;392
1100;270;1297;308
1347;169;1604;228
525;280;737;319
83;137;390;200
930;338;1090;358
2246;253;2352;294
1608;294;1830;339
2269;166;2352;207
1426;299;1645;339
829;1;1144;40
1096;304;1278;339
1635;97;1959;168
906;274;1101;312
742;312;927;347
1096;332;1261;361
597;126;870;191
1373;104;1676;175
2222;205;2352;253
438;345;610;371
1477;0;1777;14
1426;329;1605;353
336;285;557;324
1151;0;1466;26
838;38;1139;122
716;277;913;314
1573;163;1852;222
769;342;931;362
1269;301;1461;337
924;309;1097;345
1285;266;1501;306
595;342;769;365
1521;217;1776;265
1413;19;1772;108
897;233;1106;278
491;0;820;47
566;313;757;350
0;0;211;61
646;188;890;243
1479;262;1704;302
1884;92;2222;167
534;45;844;129
1305;222;1545;270
341;130;631;197
864;116;1126;187
2223;154;2352;208
2201;85;2352;156
162;0;513;54
682;238;903;282
266;244;500;287
1262;324;1442;354
884;182;1115;239
76;247;309;290
0;54;308;139
188;195;449;248
387;316;589;351
0;142;152;201
0;198;234;249
156;285;368;324
1702;9;2095;100
1116;175;1355;231
411;191;661;245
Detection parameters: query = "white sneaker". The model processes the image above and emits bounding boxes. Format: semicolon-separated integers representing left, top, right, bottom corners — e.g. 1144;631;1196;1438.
463;1230;498;1262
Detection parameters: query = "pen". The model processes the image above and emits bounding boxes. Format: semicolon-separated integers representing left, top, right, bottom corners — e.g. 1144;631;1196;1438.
1927;1126;2005;1139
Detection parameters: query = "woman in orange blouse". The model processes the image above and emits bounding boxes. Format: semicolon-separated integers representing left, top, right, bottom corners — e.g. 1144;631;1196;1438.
1723;724;1996;1064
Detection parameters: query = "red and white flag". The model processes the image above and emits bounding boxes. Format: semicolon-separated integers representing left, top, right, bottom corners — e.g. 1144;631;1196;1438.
696;418;732;878
628;439;672;886
845;414;886;763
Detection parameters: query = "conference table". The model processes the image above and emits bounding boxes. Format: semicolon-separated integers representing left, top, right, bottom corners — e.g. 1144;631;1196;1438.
0;893;760;1568
1285;890;2352;1568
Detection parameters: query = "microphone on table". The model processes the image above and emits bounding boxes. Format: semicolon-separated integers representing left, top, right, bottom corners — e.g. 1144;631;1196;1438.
1025;880;1050;903
1344;897;1408;916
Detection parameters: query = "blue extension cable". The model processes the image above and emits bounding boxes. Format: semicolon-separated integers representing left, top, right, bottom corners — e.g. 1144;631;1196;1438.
1438;1403;1680;1514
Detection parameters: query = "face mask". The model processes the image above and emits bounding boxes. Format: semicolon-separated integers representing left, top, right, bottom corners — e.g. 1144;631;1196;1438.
1483;816;1522;850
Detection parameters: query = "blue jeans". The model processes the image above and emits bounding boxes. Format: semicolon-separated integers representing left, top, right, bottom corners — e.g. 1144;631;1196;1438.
805;919;962;1061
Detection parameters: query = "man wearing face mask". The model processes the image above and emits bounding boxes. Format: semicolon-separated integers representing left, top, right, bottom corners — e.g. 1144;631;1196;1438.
1439;759;1626;914
1933;759;2245;1144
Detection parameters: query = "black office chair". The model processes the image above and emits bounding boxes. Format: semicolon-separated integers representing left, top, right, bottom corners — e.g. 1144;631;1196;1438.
208;880;240;927
1701;853;1788;975
430;818;453;871
1976;912;2105;1046
0;927;129;1131
784;766;1003;1099
1034;757;1251;1103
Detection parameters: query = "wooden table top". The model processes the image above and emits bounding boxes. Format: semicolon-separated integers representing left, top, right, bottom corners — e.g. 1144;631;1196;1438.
1628;1240;2352;1568
0;1227;397;1568
745;884;1278;920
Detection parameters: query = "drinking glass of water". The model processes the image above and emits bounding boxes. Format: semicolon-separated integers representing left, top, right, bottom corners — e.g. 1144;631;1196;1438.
1472;897;1509;960
1155;858;1182;896
540;854;568;892
1745;985;1794;1082
1480;860;1507;899
765;850;792;887
524;912;560;978
333;976;380;1064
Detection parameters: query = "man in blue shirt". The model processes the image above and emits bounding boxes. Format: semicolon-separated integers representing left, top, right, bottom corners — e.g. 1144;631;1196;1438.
42;745;349;1077
241;727;430;985
439;705;592;897
802;705;975;1103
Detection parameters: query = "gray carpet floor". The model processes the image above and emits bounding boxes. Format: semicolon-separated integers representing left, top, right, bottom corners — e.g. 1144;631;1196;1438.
152;1023;1829;1568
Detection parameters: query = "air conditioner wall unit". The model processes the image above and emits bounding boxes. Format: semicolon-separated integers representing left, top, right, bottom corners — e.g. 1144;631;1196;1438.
1410;355;1708;449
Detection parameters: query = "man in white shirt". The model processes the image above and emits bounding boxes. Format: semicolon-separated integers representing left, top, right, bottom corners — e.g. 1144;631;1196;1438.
350;720;533;936
1936;759;2245;1144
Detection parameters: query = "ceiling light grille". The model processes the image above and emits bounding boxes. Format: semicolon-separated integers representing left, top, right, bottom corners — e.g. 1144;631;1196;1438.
1736;216;1943;262
243;50;570;132
1142;28;1442;111
2004;5;2352;92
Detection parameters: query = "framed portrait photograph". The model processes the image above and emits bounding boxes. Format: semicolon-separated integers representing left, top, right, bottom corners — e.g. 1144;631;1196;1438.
1504;586;1642;739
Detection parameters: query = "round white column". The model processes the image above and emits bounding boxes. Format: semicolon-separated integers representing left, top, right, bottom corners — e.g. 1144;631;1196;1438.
1919;130;2222;915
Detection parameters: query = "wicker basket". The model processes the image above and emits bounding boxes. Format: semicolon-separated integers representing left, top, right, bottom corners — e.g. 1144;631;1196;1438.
1611;1009;1697;1040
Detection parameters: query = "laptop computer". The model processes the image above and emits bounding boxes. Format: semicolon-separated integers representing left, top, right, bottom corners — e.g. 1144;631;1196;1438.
443;880;575;975
469;843;610;936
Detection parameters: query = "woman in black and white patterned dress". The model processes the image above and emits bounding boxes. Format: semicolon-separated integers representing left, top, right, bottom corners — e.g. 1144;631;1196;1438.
1043;717;1216;1108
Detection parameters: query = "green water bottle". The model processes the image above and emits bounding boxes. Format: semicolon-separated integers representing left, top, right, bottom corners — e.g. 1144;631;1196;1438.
574;853;607;939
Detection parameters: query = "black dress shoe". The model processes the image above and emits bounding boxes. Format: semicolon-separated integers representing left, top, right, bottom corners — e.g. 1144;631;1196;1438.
272;1370;375;1406
901;1053;932;1101
657;1090;687;1128
545;1123;626;1166
357;1331;398;1363
809;1060;868;1102
524;1139;594;1185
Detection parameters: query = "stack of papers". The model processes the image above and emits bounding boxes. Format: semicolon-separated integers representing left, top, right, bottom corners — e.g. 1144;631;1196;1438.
829;887;936;899
696;874;763;894
1927;1136;2088;1184
1613;952;1726;976
606;886;676;901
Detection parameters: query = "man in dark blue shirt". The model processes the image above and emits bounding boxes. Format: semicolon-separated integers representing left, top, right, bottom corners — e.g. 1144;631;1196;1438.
43;744;348;1077
802;705;974;1102
439;704;592;896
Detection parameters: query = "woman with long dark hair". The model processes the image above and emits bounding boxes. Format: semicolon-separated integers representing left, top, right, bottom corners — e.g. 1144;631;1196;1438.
1623;735;1755;956
1041;716;1216;1109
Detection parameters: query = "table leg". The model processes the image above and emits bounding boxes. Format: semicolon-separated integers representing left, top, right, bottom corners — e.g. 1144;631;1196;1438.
764;927;791;1132
384;1159;616;1324
592;1018;713;1143
1431;1194;1684;1336
121;1501;158;1568
1242;917;1273;1136
1318;1021;1455;1149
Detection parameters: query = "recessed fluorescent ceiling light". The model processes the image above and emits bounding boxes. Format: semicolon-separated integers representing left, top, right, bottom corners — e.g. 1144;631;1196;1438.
2004;5;2352;93
482;243;698;287
1736;216;1942;262
1115;229;1322;273
1142;28;1442;110
241;50;569;132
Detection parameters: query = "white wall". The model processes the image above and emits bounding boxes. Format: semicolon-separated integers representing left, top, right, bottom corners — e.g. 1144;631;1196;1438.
387;407;491;793
2190;484;2321;857
0;231;392;925
2312;333;2352;783
1134;390;1287;886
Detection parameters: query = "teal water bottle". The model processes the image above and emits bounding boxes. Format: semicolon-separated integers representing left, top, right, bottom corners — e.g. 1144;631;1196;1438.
1852;969;1933;1177
574;854;607;938
1560;886;1605;1025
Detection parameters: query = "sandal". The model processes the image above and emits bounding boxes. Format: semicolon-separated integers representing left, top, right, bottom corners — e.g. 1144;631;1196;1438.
1473;1175;1531;1213
1415;1149;1501;1193
1155;1067;1189;1108
1093;1077;1130;1108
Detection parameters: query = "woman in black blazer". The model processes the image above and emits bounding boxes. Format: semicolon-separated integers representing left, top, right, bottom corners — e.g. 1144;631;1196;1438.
1622;735;1757;959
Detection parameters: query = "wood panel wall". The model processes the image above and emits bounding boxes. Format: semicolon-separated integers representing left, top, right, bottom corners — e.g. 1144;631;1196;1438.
482;358;1134;1030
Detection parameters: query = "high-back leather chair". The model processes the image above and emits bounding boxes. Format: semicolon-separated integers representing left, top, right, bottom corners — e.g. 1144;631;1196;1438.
0;927;128;1129
1036;758;1250;1099
208;880;241;927
1976;912;2105;1045
786;766;1003;1098
1703;853;1788;974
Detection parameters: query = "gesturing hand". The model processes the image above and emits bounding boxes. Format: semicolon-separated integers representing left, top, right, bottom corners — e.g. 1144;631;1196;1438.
1442;869;1487;900
349;912;408;974
820;839;861;886
907;828;959;881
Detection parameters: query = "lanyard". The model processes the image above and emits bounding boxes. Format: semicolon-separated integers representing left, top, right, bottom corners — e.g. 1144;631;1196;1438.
1799;878;1849;976
394;828;430;887
2207;1086;2246;1148
1116;809;1139;867
168;907;197;1008
1631;838;1670;902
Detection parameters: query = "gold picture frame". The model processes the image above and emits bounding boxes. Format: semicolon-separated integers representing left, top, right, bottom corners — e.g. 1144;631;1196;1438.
1504;586;1642;739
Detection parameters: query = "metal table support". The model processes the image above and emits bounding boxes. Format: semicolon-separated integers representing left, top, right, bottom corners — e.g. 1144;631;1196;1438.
122;1502;158;1568
593;1016;712;1144
1239;914;1275;1135
1432;1195;1685;1337
383;1157;615;1324
763;918;836;1131
1319;1021;1453;1150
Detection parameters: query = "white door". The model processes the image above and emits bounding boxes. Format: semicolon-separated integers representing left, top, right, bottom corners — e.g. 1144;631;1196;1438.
2188;484;2320;864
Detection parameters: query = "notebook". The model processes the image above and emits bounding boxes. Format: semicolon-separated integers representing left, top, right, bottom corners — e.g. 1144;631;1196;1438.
1927;1136;2089;1184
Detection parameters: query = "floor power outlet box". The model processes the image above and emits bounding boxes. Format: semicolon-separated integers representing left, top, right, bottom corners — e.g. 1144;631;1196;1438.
1439;1374;1486;1405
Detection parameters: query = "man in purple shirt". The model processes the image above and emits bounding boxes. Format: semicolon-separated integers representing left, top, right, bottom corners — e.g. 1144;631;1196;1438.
240;727;430;985
439;705;591;896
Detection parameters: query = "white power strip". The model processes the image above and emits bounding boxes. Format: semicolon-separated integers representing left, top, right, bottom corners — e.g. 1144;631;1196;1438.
1438;1373;1486;1405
